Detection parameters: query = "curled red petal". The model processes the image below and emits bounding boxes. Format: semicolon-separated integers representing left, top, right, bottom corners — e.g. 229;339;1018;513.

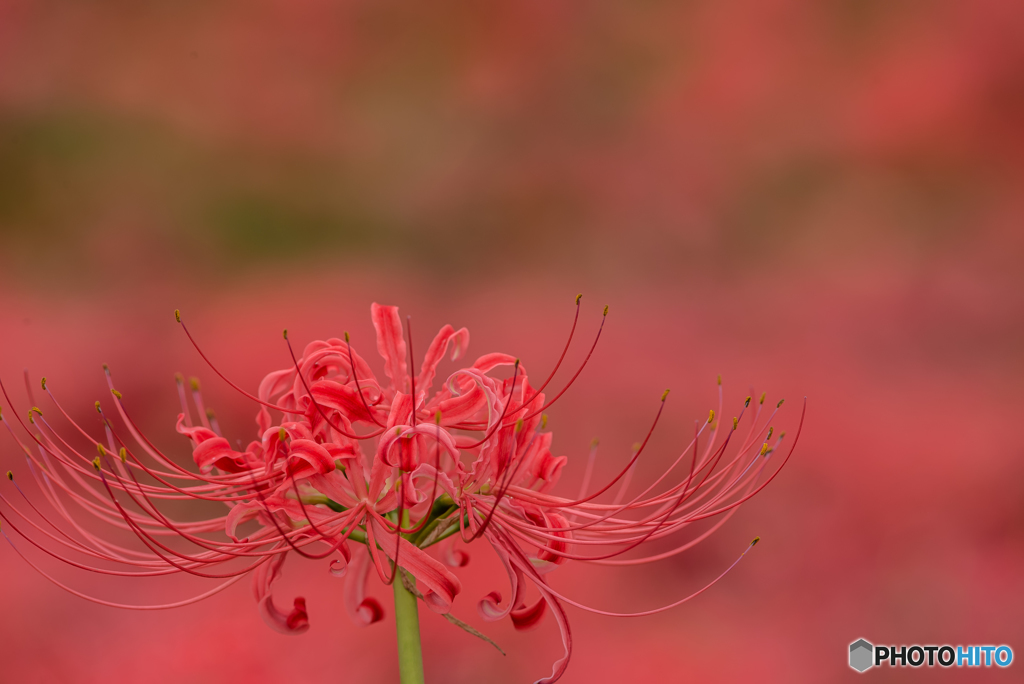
286;439;336;478
441;537;470;568
344;545;385;627
477;532;522;622
417;324;470;393
371;303;408;393
530;586;571;684
356;597;384;625
253;553;310;635
310;380;384;425
511;597;547;631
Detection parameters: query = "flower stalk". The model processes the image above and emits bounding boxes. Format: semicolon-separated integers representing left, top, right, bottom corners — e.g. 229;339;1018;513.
393;509;425;684
393;566;425;684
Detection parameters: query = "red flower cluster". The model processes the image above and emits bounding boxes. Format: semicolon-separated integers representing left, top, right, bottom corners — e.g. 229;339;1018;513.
0;300;802;683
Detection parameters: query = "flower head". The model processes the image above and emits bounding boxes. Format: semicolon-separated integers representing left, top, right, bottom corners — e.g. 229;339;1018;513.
0;300;802;683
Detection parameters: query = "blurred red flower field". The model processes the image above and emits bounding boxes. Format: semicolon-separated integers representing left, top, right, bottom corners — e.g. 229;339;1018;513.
0;1;1022;682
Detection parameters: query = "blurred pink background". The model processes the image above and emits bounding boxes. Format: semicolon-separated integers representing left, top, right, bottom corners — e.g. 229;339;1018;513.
1;1;1023;682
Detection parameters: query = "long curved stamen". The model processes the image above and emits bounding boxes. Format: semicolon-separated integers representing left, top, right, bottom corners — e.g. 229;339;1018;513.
546;389;669;508
497;524;762;617
2;302;800;684
177;312;302;415
521;305;607;419
0;528;251;609
344;332;387;428
516;294;583;410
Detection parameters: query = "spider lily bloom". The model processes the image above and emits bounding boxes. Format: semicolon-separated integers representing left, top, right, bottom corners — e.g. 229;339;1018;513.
0;300;803;684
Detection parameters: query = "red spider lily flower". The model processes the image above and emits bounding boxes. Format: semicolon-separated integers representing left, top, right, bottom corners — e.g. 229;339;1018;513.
0;299;803;684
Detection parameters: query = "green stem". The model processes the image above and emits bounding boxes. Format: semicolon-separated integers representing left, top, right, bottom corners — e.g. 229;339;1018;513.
392;509;425;684
393;572;424;684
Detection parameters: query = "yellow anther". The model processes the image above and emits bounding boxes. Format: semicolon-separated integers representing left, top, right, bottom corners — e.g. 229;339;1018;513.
767;427;773;440
708;409;715;423
344;331;350;343
94;401;102;413
175;373;184;384
515;418;524;433
777;398;785;408
6;471;12;480
189;377;200;391
541;414;548;429
92;456;101;470
744;396;751;407
119;447;127;463
40;377;46;390
733;417;738;430
661;389;670;401
102;363;109;372
282;329;288;340
575;293;582;305
759;392;766;405
760;442;769;456
717;374;722;385
603;305;609;316
779;431;786;440
751;536;761;546
434;410;442;425
111;389;122;399
279;427;287;441
174;309;181;323
97;444;106;457
632;442;641;452
30;406;42;416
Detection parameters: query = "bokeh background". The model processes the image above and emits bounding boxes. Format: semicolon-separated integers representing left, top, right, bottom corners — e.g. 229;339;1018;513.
1;1;1023;682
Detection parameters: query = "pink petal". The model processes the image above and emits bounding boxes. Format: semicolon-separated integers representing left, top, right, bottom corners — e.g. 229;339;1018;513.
344;545;385;627
472;352;518;374
497;531;573;683
369;517;462;614
310;379;385;425
530;588;571;684
441;537;470;568
286;439;337;478
417;324;470;393
225;500;264;541
175;413;219;444
258;368;295;402
371;303;408;393
477;532;522;622
435;385;487;425
307;471;360;509
511;597;547;630
252;553;310;635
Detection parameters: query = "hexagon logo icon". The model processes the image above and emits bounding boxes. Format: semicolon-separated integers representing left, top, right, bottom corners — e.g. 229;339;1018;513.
849;639;874;672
